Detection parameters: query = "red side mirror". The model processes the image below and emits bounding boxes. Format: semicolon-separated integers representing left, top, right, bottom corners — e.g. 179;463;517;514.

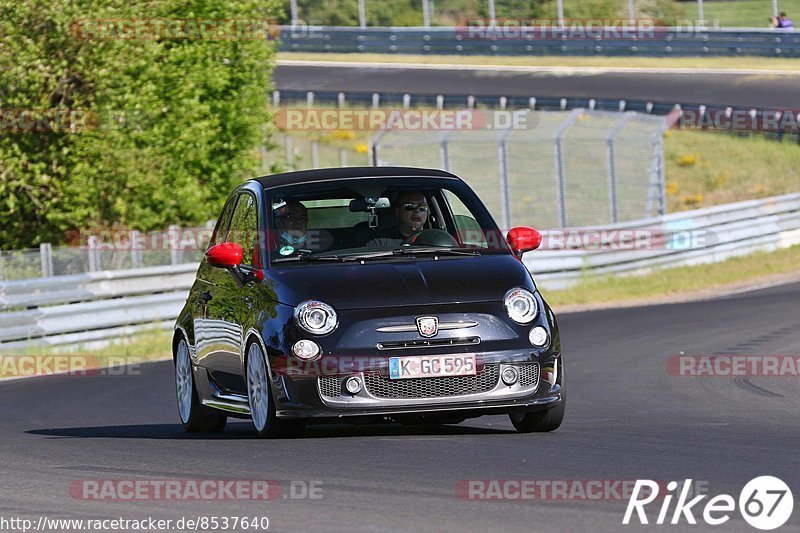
206;242;244;268
506;227;542;257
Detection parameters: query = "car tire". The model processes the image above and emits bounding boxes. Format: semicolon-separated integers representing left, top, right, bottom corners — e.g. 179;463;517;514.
175;339;227;433
509;384;566;433
246;342;305;438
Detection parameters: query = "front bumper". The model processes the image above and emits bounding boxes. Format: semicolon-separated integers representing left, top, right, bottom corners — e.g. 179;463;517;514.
270;352;564;420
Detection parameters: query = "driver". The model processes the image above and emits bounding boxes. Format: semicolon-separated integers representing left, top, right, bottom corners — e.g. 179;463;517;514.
366;190;429;248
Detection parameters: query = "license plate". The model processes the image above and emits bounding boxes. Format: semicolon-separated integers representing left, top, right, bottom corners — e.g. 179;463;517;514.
389;354;477;380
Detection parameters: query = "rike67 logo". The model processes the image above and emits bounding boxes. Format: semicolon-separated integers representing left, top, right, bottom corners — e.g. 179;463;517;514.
624;476;793;530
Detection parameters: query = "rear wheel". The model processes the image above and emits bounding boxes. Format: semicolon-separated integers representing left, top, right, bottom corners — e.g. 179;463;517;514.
246;342;305;438
175;339;227;433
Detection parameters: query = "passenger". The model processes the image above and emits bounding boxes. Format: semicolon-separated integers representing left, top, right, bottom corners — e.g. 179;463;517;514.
274;200;331;252
365;190;429;248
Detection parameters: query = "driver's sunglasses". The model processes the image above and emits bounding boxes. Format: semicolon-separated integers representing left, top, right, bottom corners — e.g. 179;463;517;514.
402;203;429;213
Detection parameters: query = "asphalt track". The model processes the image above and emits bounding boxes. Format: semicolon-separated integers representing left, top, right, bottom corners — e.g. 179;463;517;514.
2;281;799;532
274;62;800;109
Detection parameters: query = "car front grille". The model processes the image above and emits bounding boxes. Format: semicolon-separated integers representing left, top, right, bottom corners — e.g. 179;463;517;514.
518;363;540;388
318;376;342;398
363;364;500;399
318;362;539;400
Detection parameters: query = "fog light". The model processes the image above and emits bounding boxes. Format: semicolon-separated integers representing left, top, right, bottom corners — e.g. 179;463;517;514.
529;326;549;347
344;376;363;395
501;366;518;386
292;340;320;360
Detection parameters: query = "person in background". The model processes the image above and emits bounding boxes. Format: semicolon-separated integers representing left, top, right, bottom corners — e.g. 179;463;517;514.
771;12;794;29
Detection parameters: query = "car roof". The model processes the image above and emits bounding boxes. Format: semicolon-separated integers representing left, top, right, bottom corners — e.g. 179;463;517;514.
252;166;460;190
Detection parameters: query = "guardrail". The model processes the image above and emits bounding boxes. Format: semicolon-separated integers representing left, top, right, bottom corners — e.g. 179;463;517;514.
526;192;800;289
1;193;798;348
279;26;800;57
0;265;196;349
272;90;800;145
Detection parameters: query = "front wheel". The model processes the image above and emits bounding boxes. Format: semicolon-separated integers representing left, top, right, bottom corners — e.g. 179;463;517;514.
175;339;227;433
509;385;565;433
246;343;305;438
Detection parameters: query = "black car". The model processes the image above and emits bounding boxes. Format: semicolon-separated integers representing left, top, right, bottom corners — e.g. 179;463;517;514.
173;167;565;437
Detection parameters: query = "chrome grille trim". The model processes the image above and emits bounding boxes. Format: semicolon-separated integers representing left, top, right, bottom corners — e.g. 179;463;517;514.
376;336;481;351
375;321;479;333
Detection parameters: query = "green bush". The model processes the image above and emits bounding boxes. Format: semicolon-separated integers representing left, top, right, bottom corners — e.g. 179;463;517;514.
0;0;280;249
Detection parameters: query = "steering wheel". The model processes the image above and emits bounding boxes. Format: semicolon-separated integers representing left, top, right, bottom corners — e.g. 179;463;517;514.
402;229;459;247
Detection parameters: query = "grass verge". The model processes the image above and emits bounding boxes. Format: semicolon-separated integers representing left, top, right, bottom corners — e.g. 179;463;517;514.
542;244;800;309
665;130;800;212
278;52;800;72
702;0;800;28
0;329;173;379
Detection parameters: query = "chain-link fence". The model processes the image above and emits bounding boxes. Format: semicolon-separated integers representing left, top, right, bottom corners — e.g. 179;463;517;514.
369;109;668;230
0;226;211;281
276;131;371;171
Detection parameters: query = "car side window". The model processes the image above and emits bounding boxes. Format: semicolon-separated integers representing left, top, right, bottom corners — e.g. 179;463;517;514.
209;197;237;248
227;193;259;267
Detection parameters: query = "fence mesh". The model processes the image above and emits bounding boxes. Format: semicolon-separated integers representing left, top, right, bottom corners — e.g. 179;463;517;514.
372;110;667;229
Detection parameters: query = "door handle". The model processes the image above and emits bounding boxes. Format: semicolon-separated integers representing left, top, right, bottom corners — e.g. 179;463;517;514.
199;290;213;303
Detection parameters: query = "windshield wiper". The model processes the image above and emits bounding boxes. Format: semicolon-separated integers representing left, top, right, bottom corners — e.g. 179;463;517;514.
342;247;481;261
272;250;343;263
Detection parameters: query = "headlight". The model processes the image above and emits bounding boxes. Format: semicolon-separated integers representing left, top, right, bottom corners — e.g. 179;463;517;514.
504;288;538;324
294;300;338;335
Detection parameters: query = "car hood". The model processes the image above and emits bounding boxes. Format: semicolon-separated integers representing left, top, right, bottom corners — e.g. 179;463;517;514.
268;254;535;310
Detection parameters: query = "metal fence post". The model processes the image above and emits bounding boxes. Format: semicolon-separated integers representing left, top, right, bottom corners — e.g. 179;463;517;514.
439;131;452;171
285;135;294;169
87;236;99;272
497;129;513;230
311;141;320;168
606;112;636;224
169;225;180;265
370;129;389;167
131;230;142;268
656;134;667;216
552;109;583;227
39;243;53;277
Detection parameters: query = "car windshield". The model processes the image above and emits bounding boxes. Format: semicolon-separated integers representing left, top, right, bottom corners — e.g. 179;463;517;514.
266;177;510;264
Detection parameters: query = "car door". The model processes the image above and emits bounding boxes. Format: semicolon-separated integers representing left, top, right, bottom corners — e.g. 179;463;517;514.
193;195;237;368
202;190;262;394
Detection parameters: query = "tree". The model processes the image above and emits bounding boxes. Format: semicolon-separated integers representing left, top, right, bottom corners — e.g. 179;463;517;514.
0;0;280;248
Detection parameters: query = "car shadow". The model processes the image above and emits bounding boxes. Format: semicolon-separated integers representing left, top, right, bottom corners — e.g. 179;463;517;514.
27;421;516;440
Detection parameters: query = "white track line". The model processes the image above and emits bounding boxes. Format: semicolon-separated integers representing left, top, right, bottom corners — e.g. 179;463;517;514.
277;59;800;76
